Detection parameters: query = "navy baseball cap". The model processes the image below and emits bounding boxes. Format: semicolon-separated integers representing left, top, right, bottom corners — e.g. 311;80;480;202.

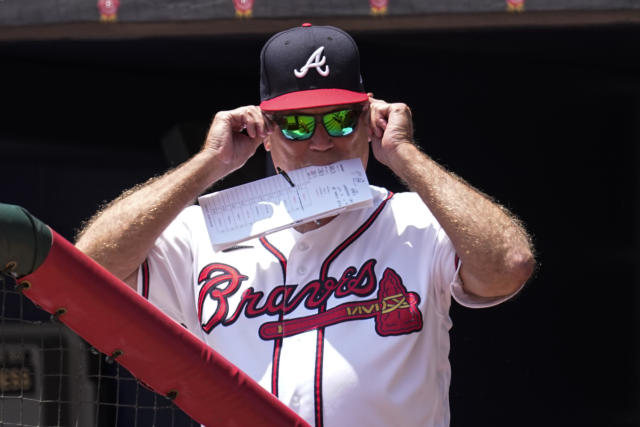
259;23;368;112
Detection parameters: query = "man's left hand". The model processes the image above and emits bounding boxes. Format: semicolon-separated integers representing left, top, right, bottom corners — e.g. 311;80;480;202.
367;95;416;170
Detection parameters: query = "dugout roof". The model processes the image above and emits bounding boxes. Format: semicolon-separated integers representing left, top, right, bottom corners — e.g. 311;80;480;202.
0;0;639;41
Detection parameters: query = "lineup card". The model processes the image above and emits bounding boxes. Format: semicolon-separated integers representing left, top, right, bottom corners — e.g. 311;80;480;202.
198;158;373;251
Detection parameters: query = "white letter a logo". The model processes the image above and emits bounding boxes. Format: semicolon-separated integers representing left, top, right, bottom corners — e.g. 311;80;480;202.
294;46;330;78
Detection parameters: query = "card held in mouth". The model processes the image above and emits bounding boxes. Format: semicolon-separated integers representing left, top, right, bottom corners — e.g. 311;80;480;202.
198;158;373;251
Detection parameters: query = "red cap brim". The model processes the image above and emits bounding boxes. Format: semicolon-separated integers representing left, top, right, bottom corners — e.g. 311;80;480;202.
260;88;369;112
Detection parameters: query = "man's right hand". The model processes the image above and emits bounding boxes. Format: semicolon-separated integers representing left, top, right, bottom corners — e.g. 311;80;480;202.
76;105;271;290
203;105;271;175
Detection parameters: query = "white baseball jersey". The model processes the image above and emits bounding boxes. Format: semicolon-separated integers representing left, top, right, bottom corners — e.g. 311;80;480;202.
138;185;517;427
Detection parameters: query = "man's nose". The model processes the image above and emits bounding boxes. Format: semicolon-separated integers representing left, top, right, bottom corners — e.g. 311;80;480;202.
308;122;334;151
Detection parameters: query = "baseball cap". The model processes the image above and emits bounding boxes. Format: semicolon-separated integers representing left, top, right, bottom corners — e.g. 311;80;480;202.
259;23;368;112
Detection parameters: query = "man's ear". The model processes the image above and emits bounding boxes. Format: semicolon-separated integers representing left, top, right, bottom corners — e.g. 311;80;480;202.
361;100;372;137
362;100;371;123
263;134;272;151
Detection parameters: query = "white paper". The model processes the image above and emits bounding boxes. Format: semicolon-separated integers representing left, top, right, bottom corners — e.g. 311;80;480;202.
198;158;373;250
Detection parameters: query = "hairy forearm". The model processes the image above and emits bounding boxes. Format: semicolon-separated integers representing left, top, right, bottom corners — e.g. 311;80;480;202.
387;143;535;297
75;150;226;281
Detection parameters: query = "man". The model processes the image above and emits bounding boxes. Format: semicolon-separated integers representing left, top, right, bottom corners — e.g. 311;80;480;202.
76;24;535;427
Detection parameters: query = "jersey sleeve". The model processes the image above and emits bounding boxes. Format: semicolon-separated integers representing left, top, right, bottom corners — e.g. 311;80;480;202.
429;220;523;310
137;206;201;327
392;192;522;313
449;262;525;308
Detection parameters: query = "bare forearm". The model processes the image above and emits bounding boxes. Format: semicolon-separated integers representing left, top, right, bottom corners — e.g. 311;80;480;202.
367;98;534;296
75;106;267;286
75;151;226;281
388;143;535;297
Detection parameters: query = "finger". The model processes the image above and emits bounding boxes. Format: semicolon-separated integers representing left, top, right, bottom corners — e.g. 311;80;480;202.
369;102;389;138
244;109;261;139
243;106;273;140
226;106;254;129
368;92;383;103
238;109;257;139
224;110;246;134
262;113;276;135
254;118;266;139
372;121;382;138
369;113;382;139
368;94;389;107
250;107;269;139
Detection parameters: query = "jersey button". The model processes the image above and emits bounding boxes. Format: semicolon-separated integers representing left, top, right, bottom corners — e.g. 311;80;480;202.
297;266;307;275
298;242;309;251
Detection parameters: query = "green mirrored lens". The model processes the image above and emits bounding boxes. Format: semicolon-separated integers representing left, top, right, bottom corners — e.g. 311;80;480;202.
323;109;357;137
276;108;359;141
280;115;315;140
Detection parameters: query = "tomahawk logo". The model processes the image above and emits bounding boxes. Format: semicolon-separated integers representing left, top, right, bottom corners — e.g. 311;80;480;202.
294;46;330;78
197;260;423;338
259;267;422;339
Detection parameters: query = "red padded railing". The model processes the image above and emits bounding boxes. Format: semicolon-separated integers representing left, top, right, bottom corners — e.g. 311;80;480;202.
18;229;309;427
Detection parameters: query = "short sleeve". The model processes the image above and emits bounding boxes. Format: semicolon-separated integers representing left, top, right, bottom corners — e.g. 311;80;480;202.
450;265;524;308
426;207;523;312
137;206;201;326
428;225;461;317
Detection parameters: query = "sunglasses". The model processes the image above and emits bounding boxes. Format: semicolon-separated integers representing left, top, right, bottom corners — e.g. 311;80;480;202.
269;107;362;141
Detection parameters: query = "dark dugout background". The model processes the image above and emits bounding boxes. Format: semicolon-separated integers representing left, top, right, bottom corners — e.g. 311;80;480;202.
2;23;639;426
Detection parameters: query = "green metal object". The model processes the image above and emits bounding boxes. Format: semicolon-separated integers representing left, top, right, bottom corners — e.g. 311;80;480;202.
0;203;52;277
